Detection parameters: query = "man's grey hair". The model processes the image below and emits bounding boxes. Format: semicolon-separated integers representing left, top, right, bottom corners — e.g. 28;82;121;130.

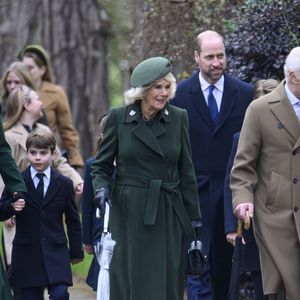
284;47;300;81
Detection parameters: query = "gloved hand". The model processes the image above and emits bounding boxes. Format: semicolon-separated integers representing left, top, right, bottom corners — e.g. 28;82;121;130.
12;192;26;203
186;219;207;276
94;187;112;218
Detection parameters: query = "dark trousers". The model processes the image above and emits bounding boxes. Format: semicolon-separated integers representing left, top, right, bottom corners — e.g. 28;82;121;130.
251;271;267;300
187;260;212;300
14;283;69;300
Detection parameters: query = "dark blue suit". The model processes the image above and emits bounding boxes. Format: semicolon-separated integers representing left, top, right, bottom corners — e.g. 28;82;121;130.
82;157;104;291
171;71;253;299
224;132;266;300
0;167;83;297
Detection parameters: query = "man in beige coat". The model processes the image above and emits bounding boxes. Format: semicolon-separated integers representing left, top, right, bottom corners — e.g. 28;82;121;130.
231;47;300;300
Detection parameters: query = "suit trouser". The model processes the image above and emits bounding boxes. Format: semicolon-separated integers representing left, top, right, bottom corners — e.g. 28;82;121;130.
14;283;69;300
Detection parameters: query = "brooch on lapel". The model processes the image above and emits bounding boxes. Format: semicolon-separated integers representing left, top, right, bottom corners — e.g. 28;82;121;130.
164;109;169;116
129;110;136;116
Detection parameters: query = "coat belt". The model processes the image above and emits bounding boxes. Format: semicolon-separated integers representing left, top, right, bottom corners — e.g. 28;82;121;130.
116;174;194;237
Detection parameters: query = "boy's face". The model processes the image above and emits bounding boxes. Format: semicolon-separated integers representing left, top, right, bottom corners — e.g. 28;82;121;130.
27;147;55;172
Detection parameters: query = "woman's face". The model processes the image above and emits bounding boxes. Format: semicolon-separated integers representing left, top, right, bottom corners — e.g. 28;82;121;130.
26;90;43;120
6;71;23;93
144;79;170;113
23;57;45;83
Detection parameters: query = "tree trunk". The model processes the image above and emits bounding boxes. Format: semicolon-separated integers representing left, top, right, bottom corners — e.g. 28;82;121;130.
0;0;111;159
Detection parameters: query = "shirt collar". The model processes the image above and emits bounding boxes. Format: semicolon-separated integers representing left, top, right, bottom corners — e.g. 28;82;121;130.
30;166;51;180
285;83;300;105
199;72;224;92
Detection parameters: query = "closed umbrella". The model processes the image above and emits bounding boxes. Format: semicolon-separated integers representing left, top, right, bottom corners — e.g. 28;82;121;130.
228;213;250;300
95;203;116;300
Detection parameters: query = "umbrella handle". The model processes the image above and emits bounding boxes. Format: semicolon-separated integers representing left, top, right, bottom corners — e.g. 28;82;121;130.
103;202;110;233
237;210;251;237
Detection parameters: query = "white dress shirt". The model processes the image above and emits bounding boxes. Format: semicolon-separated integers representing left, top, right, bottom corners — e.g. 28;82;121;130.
285;83;300;121
30;166;51;197
199;73;224;112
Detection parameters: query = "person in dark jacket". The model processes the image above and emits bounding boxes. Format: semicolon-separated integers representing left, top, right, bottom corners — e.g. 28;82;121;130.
171;30;254;300
0;129;83;300
91;56;201;300
82;114;108;291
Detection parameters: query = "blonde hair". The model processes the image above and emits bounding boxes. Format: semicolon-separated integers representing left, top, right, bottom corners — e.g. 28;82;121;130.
124;72;176;105
4;85;33;131
0;61;35;101
254;79;280;99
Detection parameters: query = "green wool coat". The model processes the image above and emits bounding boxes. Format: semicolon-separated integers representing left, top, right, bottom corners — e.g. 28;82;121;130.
92;101;201;300
0;117;26;193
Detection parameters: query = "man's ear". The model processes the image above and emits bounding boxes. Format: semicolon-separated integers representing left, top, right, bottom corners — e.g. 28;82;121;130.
290;70;300;84
194;50;200;64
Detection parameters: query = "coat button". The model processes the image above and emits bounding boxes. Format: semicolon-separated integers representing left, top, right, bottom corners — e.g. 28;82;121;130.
293;178;298;184
292;150;297;155
294;207;299;212
277;123;283;129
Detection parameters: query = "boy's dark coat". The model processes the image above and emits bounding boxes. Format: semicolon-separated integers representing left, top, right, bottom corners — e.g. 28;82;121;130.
0;167;83;288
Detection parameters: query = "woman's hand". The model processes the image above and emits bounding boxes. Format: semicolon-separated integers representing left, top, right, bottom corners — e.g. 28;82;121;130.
4;216;15;227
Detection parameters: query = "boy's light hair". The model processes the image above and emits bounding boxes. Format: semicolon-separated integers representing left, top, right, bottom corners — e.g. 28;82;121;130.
26;129;56;153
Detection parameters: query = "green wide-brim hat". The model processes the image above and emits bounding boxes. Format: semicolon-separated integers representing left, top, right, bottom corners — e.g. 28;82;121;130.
131;56;172;88
19;44;50;67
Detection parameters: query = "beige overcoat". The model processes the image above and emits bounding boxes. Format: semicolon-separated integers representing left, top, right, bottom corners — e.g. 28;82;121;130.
39;81;83;167
231;81;300;299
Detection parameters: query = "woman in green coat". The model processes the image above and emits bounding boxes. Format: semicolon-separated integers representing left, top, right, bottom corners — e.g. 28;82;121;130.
92;57;201;300
0;115;26;299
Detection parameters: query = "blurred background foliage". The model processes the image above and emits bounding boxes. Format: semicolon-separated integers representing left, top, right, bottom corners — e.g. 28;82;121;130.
103;0;300;109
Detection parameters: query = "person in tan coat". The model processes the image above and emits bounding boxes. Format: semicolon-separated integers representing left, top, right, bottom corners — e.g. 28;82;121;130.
231;47;300;300
19;45;83;168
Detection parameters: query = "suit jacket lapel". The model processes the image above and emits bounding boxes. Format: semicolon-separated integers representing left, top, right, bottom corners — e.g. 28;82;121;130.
216;75;239;132
189;72;215;130
42;169;60;207
269;82;300;144
23;168;40;209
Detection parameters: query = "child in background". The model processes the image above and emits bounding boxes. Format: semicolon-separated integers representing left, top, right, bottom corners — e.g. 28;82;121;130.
0;129;83;300
82;114;108;291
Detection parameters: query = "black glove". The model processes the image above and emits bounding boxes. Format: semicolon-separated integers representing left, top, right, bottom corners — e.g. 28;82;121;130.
186;220;207;276
94;187;112;218
11;192;26;203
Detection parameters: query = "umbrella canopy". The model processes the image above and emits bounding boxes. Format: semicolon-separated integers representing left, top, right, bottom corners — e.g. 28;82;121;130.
228;214;250;300
95;204;116;300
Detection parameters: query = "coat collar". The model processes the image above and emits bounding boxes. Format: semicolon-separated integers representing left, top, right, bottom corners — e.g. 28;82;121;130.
269;80;300;148
122;101;170;158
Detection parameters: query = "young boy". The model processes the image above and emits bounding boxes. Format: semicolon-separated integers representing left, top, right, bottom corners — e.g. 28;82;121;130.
0;129;84;300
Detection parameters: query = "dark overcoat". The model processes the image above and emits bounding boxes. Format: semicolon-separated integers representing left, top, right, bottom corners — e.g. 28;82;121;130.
0;167;83;288
82;157;103;290
224;132;261;271
171;71;253;278
91;101;201;300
